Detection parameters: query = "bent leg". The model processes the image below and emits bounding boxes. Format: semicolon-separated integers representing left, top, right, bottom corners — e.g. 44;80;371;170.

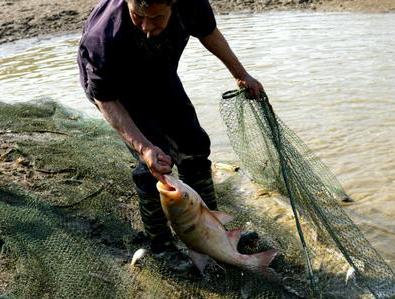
178;158;217;210
160;76;218;210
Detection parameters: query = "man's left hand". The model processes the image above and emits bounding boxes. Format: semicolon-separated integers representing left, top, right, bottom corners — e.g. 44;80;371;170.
236;73;264;99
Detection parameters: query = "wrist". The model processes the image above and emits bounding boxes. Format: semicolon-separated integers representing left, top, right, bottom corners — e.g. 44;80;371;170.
132;140;152;156
235;71;248;82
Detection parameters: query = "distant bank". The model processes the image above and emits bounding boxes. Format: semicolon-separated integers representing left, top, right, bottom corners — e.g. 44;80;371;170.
1;0;394;44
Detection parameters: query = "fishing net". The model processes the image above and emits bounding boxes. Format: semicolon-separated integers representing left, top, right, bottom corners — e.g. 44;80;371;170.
0;99;283;298
219;89;395;298
1;97;394;298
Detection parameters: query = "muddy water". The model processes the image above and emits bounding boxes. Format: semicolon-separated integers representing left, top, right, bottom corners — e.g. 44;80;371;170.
0;12;394;269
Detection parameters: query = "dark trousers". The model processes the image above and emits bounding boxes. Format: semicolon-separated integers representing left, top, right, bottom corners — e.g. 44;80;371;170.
127;76;217;245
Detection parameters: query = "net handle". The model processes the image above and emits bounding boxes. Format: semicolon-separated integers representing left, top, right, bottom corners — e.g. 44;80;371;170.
221;89;243;100
221;89;270;102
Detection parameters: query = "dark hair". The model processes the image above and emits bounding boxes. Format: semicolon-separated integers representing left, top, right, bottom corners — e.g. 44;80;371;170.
127;0;175;7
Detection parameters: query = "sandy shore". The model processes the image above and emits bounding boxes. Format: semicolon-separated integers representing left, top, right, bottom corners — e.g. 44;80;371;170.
1;0;395;44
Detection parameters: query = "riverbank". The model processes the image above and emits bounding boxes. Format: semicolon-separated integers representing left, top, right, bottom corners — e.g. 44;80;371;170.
1;0;395;44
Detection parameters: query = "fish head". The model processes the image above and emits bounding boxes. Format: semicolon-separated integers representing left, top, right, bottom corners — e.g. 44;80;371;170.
156;175;200;218
157;175;185;201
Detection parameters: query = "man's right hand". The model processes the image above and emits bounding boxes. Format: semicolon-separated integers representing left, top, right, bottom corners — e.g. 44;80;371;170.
140;145;172;183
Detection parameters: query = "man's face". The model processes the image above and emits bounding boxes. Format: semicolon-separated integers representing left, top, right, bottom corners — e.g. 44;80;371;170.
128;1;173;38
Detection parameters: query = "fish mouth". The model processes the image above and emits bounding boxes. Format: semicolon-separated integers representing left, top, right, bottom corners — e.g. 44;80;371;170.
159;183;175;192
158;181;175;192
156;175;182;201
158;174;176;191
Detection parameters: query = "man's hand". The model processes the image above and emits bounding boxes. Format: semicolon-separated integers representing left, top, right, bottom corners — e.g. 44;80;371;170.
236;73;264;99
140;145;172;184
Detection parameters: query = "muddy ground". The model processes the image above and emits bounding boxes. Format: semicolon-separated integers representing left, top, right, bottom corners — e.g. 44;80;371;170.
1;0;395;44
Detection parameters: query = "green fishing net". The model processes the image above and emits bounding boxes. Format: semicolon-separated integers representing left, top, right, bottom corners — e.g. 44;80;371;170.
219;89;395;298
0;96;394;298
0;99;282;298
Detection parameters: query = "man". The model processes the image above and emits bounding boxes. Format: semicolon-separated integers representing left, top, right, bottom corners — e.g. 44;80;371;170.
78;0;263;272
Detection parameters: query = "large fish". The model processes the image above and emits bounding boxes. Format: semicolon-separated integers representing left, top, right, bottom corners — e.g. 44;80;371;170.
156;174;278;276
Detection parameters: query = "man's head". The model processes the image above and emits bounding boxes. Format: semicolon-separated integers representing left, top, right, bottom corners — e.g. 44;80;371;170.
126;0;175;38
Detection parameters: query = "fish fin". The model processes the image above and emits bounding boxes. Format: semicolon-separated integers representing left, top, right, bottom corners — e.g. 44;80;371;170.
211;211;234;225
188;250;210;274
251;249;281;282
253;248;278;267
226;229;242;250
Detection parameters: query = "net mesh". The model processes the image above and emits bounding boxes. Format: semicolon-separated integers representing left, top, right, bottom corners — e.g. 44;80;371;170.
0;97;394;298
0;99;282;298
219;89;395;298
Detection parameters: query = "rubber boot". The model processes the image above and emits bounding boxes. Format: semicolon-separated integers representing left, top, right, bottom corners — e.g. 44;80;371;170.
179;168;218;210
137;191;172;243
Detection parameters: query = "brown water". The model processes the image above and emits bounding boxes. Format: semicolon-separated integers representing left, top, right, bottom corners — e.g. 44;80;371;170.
0;12;394;269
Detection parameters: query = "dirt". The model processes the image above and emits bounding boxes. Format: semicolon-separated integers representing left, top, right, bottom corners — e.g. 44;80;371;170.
1;0;395;44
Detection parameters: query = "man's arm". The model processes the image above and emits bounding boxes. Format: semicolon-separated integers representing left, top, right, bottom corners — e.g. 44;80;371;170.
199;28;263;98
94;99;172;182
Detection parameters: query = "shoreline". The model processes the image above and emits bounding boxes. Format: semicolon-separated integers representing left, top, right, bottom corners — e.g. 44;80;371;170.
1;0;395;45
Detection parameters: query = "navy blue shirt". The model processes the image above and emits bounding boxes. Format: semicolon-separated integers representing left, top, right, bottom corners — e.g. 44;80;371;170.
77;0;216;103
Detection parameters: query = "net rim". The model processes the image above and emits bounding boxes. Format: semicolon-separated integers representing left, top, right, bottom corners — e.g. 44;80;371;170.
221;89;243;100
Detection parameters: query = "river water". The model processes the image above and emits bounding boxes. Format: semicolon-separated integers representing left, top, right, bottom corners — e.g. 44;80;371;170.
0;12;394;269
